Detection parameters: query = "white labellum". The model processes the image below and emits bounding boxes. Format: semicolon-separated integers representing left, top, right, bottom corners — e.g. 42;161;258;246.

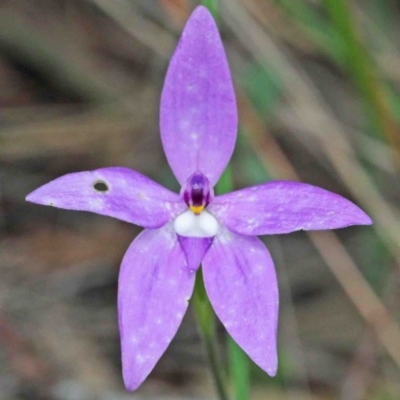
174;209;219;238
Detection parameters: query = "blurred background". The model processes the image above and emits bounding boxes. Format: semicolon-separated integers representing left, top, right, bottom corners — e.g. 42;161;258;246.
1;0;400;399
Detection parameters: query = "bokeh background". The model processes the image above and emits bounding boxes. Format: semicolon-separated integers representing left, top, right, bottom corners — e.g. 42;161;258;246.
1;0;400;399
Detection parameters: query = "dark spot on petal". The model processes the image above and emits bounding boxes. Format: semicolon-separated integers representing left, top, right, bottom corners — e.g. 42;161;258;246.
93;180;109;193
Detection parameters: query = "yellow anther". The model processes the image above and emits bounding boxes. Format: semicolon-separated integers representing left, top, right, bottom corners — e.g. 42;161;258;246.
190;205;204;215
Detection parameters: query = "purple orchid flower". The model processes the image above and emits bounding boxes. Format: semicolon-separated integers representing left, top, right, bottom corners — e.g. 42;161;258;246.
26;6;372;391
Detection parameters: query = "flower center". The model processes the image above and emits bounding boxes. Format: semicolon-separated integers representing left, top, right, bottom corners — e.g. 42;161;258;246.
181;171;213;215
174;171;218;237
174;209;219;237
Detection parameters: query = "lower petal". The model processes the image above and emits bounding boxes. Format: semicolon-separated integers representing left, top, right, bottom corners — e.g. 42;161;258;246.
118;225;195;390
202;229;279;376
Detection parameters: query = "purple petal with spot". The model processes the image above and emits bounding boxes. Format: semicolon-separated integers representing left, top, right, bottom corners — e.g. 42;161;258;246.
118;225;195;391
177;235;213;272
26;167;185;228
202;229;279;375
209;181;372;236
160;6;237;186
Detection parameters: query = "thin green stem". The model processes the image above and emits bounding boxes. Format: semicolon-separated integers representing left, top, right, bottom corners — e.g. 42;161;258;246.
228;337;250;400
216;165;251;400
199;3;248;398
192;270;230;400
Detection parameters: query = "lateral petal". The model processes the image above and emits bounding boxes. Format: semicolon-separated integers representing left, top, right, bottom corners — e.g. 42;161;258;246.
118;225;195;390
160;6;237;186
209;181;372;235
26;167;185;228
202;229;279;376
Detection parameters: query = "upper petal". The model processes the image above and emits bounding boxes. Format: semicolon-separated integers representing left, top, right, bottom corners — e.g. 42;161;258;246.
26;167;185;228
209;181;372;235
118;225;195;391
160;6;237;186
202;229;279;375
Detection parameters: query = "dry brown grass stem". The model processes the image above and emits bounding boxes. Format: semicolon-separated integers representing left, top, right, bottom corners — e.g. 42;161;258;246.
239;92;400;370
88;0;175;59
222;0;400;259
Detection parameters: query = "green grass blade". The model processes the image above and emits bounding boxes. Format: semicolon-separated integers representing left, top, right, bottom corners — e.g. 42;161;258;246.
323;0;397;145
202;0;219;22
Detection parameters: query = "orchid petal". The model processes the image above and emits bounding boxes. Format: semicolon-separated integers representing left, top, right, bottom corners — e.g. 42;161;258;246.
177;235;213;272
26;167;185;228
209;181;372;235
160;6;237;186
202;229;279;375
118;225;195;390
